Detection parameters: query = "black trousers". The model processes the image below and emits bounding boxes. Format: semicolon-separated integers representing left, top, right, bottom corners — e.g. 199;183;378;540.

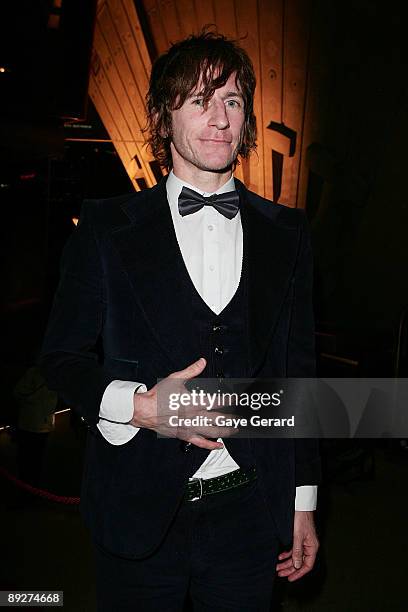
94;480;280;612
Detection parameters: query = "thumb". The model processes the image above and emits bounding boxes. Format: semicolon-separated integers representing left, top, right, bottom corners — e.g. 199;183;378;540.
292;536;304;570
172;357;207;380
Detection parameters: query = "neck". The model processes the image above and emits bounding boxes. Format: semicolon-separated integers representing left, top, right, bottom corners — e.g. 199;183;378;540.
171;162;233;193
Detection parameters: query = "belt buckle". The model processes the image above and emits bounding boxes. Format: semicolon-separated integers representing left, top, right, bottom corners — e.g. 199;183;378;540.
190;478;203;502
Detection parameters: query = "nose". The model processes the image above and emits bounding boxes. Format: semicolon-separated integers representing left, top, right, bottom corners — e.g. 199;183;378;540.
207;100;230;130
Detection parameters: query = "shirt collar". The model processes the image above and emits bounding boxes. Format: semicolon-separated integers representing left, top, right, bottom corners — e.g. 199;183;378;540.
166;170;236;215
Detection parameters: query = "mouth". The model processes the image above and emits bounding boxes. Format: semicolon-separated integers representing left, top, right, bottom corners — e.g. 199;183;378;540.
200;139;232;144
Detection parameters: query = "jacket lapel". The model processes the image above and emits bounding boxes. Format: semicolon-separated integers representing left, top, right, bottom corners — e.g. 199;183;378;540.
110;178;201;370
237;180;300;375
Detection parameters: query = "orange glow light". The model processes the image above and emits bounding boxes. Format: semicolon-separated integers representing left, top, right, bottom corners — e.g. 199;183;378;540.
48;14;60;29
72;217;79;226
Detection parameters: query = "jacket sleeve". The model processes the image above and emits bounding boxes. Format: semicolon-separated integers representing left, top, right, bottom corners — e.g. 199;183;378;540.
39;200;116;427
288;211;322;487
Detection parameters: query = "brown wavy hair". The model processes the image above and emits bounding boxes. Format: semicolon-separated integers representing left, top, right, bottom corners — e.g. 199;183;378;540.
144;29;257;171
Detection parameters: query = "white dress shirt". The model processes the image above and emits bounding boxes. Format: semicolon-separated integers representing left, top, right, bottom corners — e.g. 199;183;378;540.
97;170;317;510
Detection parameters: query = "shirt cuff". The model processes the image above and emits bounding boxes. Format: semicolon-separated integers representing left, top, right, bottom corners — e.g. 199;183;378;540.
295;485;317;511
97;380;147;446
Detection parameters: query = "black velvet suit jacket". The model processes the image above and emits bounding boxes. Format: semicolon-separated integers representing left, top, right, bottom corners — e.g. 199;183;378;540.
40;176;321;559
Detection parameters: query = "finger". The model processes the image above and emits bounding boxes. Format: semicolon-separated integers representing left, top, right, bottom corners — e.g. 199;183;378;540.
192;426;237;439
278;550;292;561
187;435;224;450
169;357;207;380
276;558;295;572
277;566;297;578
302;547;318;571
292;540;304;570
282;554;316;582
287;559;314;582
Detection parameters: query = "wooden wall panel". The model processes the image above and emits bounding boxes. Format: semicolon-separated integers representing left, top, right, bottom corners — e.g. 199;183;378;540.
143;0;169;54
175;0;198;37
213;0;237;40
93;23;140;139
122;0;152;74
259;0;284;201
100;10;147;128
110;1;150;94
193;0;215;28
157;0;182;45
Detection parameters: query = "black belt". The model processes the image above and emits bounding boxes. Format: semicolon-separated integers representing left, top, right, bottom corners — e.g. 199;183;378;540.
185;467;257;502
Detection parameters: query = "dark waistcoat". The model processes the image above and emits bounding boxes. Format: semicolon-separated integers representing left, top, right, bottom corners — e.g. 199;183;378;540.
186;249;255;473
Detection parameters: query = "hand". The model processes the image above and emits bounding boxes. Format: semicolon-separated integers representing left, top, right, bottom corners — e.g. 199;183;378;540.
130;358;235;450
276;511;319;581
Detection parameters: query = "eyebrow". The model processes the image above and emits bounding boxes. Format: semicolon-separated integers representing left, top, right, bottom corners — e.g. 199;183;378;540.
189;90;243;100
221;91;243;99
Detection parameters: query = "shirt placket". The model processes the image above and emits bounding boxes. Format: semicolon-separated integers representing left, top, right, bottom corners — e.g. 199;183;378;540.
202;207;221;314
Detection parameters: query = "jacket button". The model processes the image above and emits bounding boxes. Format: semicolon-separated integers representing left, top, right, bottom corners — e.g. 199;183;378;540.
212;324;222;332
216;372;224;378
214;346;224;355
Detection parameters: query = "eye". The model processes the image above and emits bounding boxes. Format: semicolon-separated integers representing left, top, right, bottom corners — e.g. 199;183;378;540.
226;99;241;108
192;98;204;107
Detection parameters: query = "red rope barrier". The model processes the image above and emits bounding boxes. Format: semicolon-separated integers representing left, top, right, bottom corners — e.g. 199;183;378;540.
0;466;80;505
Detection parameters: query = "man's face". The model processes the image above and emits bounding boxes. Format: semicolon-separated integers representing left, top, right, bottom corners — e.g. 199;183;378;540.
169;72;245;175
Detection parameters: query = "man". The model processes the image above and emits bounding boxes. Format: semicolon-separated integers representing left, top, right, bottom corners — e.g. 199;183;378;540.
40;30;321;611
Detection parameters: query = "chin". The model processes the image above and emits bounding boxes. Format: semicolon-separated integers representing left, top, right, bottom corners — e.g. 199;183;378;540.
198;156;235;173
201;163;234;174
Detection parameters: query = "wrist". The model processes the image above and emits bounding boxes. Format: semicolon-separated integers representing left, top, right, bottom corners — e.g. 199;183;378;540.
132;388;154;428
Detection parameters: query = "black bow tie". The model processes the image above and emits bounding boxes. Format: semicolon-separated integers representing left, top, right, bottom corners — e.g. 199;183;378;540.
178;186;240;219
